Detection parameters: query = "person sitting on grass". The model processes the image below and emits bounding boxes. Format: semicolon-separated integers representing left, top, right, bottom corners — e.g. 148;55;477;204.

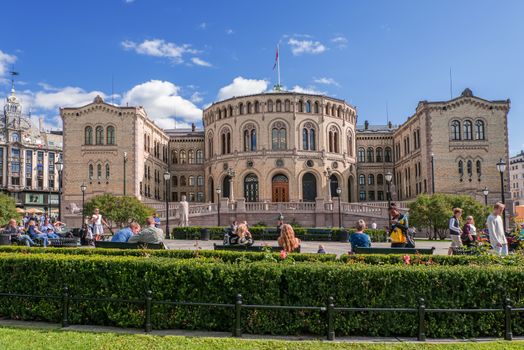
229;223;254;246
349;219;371;252
277;224;300;253
128;217;164;244
111;222;141;243
4;219;35;246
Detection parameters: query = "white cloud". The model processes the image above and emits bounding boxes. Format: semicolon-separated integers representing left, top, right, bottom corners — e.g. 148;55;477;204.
34;86;106;110
199;22;207;29
191;57;212;67
121;39;199;64
290;85;326;95
288;38;326;56
313;77;340;87
122;80;202;127
331;35;348;49
0;50;17;81
190;91;204;104
217;76;268;101
225;29;235;35
124;0;135;3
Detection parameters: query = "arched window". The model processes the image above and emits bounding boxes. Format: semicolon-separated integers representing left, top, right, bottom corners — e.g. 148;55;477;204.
377;174;384;185
207;134;214;156
85;126;93;145
180;176;186;186
243;123;257;151
298;100;304;113
173;176;178;187
247;102;252;114
385;147;392;162
244;173;259;202
172;150;178;164
347;133;353;157
271;121;287;150
458;160;464;177
284;99;290;112
95;126;104;145
267;100;273;112
254;101;260;113
476;160;482;177
88;164;93;179
228;105;233;117
197;175;204;186
337;107;342;117
105;163;110;179
475;120;485;140
368;174;374;185
314;101;320;114
196;150;203;164
180;150;187;164
376;147;383;162
305;100;311;113
276;100;282;112
97;164;102;179
221;129;231;154
239;103;244;115
359;174;365;185
188;150;195;164
467;160;473;177
367;147;374;163
451;120;461;140
358;148;365;163
325;104;330;115
328;126;339;153
464;120;473;140
189;176;195;186
332;105;336;116
302;122;316;150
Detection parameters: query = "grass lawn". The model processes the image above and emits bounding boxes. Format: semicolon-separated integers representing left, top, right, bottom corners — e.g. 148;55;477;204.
0;327;522;350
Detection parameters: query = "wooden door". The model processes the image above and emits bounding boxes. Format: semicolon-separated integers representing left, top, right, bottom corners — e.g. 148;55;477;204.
272;175;289;202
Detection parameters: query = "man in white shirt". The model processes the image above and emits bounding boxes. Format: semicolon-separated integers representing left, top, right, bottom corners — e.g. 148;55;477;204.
486;202;508;256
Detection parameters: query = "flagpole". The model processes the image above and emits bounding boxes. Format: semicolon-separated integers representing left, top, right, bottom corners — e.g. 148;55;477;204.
277;44;281;88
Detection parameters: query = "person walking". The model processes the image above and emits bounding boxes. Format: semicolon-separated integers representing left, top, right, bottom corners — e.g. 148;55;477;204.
462;216;477;247
486;202;508;256
91;208;109;240
448;208;463;255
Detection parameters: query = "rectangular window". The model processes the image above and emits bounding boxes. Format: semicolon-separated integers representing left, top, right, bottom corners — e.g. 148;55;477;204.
37;151;44;178
377;191;384;201
172;192;178;202
368;191;375;201
359;191;366;201
25;150;33;181
197;192;204;202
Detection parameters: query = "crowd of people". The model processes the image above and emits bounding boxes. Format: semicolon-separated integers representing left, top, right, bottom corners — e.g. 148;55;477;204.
2;213;66;247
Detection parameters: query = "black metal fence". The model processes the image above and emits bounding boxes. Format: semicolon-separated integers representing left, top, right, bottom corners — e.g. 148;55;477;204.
0;287;522;341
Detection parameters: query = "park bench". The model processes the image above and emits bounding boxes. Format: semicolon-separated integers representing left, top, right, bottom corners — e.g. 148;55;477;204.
353;246;435;255
94;241;166;250
213;243;300;253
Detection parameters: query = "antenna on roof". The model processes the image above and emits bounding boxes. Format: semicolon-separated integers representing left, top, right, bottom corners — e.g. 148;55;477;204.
449;67;453;99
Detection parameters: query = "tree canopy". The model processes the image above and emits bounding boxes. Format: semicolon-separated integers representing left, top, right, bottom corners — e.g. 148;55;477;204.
83;194;155;229
0;193;21;227
408;193;490;239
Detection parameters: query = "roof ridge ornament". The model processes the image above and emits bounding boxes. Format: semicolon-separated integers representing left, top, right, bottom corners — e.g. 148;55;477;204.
461;88;473;97
94;95;104;104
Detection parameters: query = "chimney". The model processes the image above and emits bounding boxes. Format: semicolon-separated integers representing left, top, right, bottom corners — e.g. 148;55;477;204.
364;120;369;130
191;123;196;132
388;121;392;129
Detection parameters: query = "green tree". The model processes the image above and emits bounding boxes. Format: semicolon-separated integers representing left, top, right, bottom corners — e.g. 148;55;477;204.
409;193;490;239
83;194;155;230
0;193;21;227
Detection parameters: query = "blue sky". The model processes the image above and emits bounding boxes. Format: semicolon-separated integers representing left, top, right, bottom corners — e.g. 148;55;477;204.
1;0;522;154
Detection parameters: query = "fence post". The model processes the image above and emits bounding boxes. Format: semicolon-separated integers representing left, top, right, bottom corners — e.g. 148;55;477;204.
505;298;513;341
233;294;242;337
61;285;69;328
327;296;335;341
418;298;426;341
145;290;152;333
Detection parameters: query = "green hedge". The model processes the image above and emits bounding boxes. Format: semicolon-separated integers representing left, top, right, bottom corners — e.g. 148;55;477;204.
0;252;522;338
171;226;388;242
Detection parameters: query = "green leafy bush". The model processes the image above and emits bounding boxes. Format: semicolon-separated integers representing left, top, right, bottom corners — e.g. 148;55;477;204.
0;194;20;227
0;252;522;338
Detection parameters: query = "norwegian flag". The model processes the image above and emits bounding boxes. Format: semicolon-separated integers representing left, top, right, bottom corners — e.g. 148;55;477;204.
272;46;279;70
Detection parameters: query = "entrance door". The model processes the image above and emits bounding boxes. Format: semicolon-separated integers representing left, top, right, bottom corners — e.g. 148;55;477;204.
302;172;317;202
272;174;289;202
244;173;259;202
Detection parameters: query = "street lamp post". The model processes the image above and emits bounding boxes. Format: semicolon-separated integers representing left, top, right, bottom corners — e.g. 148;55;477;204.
81;183;87;230
482;187;489;206
385;171;393;229
55;159;63;222
496;158;506;232
123;152;128;196
336;187;342;228
163;171;171;239
431;153;435;194
216;186;222;226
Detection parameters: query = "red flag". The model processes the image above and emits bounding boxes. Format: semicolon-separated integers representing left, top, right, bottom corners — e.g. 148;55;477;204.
273;46;279;70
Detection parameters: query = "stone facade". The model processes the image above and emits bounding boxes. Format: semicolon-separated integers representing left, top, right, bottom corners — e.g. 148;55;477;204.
510;150;524;208
0;87;62;214
202;92;357;203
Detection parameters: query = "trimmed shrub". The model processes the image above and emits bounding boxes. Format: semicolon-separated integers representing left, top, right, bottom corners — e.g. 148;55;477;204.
0;252;522;338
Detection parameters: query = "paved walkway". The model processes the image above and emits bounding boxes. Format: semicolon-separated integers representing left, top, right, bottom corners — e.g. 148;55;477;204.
164;239;452;256
0;319;519;343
